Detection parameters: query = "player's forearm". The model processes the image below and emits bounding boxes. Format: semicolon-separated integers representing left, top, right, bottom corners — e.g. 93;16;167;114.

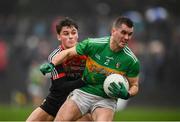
51;46;78;66
52;49;70;65
127;76;139;97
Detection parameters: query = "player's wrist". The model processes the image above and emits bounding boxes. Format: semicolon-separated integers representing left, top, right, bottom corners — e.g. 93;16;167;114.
122;92;130;100
126;92;130;99
49;62;55;67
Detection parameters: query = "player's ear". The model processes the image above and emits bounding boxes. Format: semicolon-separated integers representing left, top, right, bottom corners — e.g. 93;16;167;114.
111;28;116;35
77;33;79;39
57;34;61;41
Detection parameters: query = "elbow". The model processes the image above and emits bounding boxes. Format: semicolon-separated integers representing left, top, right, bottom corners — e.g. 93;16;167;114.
135;86;139;95
129;85;139;97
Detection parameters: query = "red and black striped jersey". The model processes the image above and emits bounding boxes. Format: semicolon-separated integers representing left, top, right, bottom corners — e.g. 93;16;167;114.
48;45;86;81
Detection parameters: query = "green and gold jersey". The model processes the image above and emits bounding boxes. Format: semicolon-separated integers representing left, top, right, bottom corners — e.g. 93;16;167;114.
76;36;140;98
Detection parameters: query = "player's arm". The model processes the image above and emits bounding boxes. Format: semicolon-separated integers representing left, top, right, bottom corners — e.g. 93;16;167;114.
40;46;78;75
127;76;139;97
52;46;78;65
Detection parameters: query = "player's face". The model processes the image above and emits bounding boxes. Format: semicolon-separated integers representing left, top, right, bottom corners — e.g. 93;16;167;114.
111;24;133;49
57;26;78;49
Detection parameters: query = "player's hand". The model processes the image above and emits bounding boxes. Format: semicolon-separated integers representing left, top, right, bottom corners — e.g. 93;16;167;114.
108;82;130;100
40;62;55;75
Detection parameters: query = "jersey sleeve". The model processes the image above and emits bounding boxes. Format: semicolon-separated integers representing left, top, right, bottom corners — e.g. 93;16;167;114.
126;61;140;77
76;38;92;55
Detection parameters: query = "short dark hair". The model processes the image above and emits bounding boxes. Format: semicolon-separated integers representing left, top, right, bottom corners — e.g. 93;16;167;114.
56;17;78;34
113;16;134;28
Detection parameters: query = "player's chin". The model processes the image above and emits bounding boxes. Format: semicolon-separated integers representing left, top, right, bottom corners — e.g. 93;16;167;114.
68;43;76;47
119;44;126;48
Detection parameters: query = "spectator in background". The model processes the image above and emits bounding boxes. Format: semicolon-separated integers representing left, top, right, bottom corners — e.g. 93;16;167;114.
0;39;8;101
0;39;8;73
27;60;46;107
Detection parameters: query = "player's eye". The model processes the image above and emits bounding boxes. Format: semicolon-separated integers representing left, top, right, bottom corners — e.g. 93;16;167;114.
128;32;133;36
121;30;127;35
71;31;77;35
63;32;69;36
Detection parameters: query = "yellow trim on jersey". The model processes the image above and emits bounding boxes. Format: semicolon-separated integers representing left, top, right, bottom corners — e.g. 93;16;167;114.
86;57;125;76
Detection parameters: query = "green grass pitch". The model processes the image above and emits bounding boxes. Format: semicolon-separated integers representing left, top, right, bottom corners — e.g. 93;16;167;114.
114;106;180;121
0;105;180;121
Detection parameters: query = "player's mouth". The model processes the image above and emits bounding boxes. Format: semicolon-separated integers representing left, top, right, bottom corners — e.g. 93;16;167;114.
68;39;76;44
121;41;127;46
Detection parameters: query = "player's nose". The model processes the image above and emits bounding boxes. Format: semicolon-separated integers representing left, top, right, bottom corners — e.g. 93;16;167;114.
124;34;129;40
69;33;74;38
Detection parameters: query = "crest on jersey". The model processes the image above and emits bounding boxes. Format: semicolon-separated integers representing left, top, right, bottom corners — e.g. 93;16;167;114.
116;62;121;68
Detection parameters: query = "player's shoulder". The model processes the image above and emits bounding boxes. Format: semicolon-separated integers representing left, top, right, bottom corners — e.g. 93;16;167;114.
81;36;109;49
88;36;110;44
48;46;62;61
122;46;139;63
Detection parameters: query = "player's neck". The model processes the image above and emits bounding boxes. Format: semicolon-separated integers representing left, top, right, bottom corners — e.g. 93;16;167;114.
110;39;123;52
60;44;67;50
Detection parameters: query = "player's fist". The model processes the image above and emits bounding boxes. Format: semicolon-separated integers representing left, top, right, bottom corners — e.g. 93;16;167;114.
40;62;55;75
108;82;130;100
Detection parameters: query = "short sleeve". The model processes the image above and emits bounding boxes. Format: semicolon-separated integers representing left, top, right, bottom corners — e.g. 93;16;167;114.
76;38;91;55
126;61;140;77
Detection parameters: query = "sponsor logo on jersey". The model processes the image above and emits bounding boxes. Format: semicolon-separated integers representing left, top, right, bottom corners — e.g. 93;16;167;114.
86;57;125;76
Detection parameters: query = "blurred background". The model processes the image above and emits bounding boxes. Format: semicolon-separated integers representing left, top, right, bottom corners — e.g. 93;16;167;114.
0;0;180;120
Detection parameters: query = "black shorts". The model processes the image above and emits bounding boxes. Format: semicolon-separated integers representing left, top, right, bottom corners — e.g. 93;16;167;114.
40;78;86;117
